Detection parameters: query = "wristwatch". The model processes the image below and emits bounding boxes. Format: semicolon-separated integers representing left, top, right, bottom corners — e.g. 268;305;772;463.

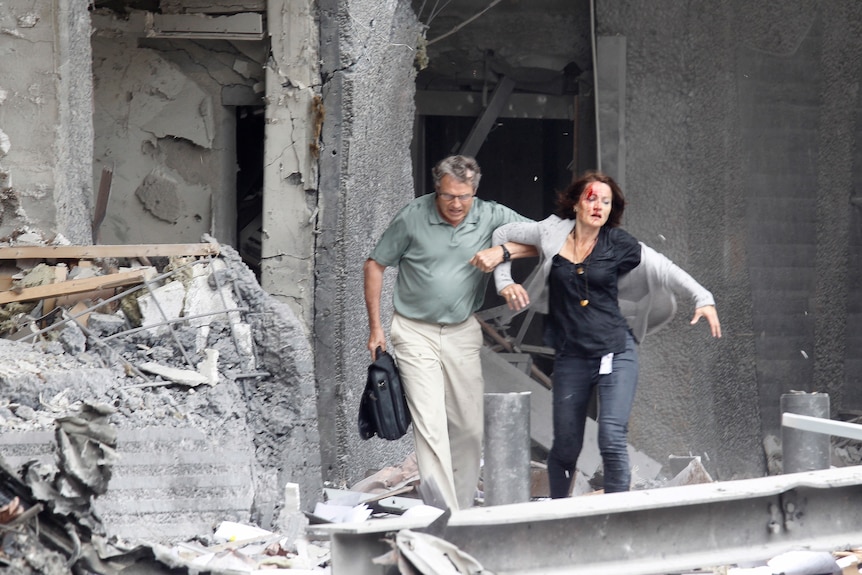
500;244;511;262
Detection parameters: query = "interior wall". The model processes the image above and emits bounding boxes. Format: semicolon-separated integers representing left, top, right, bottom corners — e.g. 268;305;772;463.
89;5;324;513
91;12;263;247
0;0;93;244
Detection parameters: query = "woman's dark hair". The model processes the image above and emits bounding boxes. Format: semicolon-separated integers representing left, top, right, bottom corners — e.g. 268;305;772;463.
554;170;626;228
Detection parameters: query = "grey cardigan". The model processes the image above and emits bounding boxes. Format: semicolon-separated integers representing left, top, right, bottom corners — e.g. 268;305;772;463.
492;215;715;344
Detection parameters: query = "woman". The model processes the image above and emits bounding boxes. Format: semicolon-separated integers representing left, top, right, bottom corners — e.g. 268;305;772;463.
492;171;720;497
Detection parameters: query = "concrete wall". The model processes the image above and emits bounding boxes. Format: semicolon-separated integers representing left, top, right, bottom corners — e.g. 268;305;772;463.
316;0;422;487
597;0;862;480
92;12;261;247
0;0;92;244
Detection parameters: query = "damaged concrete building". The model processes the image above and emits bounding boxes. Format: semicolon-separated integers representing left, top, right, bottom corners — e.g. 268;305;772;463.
3;0;862;571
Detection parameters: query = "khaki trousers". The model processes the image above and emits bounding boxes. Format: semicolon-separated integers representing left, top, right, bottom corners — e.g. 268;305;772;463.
390;312;484;510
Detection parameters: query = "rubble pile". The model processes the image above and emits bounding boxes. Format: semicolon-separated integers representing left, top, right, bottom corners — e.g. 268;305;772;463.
0;235;324;572
0;240;247;432
0;399;333;574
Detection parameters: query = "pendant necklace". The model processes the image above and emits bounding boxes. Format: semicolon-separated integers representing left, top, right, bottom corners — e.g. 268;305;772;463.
571;230;597;307
575;269;589;307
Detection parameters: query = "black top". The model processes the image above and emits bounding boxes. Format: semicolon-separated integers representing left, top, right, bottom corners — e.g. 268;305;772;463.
547;226;641;357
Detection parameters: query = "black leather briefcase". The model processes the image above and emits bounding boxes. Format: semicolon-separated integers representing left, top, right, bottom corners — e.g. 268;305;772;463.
358;347;411;440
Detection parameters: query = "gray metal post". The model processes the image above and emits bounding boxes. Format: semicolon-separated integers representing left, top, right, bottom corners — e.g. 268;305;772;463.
781;392;830;473
483;392;531;506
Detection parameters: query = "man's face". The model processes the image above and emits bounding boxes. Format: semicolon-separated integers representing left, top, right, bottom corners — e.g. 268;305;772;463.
435;174;475;227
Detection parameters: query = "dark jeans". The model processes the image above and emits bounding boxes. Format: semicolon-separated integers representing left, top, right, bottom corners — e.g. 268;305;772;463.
547;332;639;497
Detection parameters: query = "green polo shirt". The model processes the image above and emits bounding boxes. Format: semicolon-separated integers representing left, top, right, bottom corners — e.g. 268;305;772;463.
370;193;529;324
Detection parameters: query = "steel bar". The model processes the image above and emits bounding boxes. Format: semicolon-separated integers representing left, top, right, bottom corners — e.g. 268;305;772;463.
99;308;248;342
19;258;207;342
142;278;195;368
63;310;152;384
459;76;516;158
311;466;862;575
477;316;552;389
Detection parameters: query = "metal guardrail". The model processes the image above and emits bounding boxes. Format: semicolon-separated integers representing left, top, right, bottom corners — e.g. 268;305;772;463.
311;465;862;575
782;412;862;441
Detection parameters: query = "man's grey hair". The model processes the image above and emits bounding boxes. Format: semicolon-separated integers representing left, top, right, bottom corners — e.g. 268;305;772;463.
432;155;482;192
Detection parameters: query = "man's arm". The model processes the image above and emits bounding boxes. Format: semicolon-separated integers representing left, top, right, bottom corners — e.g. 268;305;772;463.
364;258;388;358
469;241;537;273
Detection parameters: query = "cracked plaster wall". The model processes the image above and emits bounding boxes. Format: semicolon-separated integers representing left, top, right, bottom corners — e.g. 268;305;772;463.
259;0;320;327
91;11;264;247
0;0;92;244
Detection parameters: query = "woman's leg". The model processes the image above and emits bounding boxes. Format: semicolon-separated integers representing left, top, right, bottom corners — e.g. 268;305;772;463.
547;354;596;498
596;332;639;493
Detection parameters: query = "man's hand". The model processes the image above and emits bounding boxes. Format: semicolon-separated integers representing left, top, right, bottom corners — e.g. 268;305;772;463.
500;284;529;311
470;245;505;272
470;242;538;272
367;327;386;359
691;305;721;338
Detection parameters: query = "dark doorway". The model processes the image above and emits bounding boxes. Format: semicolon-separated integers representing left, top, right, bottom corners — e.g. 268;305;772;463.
236;105;265;278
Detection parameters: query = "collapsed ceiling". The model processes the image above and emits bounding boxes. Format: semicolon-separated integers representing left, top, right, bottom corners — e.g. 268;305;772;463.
412;0;591;95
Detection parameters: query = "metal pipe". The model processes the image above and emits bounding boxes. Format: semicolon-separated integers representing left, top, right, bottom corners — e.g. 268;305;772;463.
483;392;531;506
781;392;830;473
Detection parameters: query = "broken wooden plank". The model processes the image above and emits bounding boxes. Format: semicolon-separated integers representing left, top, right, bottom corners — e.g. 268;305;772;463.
0;269;146;305
41;264;69;326
0;243;219;260
92;167;113;244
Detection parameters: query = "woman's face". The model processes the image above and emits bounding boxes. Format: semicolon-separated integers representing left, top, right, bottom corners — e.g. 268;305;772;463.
576;181;612;229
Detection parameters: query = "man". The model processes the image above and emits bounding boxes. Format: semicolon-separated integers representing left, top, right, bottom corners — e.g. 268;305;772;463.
364;155;533;510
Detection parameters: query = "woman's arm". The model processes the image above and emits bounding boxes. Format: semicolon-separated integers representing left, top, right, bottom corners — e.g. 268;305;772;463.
641;244;721;338
490;222;542;287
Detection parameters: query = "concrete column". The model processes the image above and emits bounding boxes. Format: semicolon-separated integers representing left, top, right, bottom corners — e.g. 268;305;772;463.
483;392;531;506
781;392;830;473
261;0;319;326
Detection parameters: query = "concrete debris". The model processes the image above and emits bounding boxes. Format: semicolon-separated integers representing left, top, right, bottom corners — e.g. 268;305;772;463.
0;237;322;563
0;400;331;574
729;550;843;575
665;456;714;487
350;452;420;495
373;529;492;575
0;494;22;522
148;521;331;573
139;357;216;386
312;499;373;523
23;401;116;532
